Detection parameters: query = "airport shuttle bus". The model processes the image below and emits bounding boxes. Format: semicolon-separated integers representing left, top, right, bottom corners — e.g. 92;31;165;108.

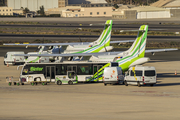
19;61;119;85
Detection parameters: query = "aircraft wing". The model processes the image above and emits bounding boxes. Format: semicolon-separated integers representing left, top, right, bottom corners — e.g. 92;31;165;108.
110;40;134;44
3;40;134;46
145;48;178;53
3;42;91;46
13;52;122;57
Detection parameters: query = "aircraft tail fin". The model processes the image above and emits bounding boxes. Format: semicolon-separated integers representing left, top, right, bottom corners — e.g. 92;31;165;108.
92;20;113;47
126;25;148;57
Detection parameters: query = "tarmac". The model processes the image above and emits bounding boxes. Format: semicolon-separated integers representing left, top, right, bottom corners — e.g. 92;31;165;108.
0;56;180;120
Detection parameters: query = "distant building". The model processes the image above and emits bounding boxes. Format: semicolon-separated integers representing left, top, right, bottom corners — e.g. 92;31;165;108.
0;6;13;15
7;0;59;11
47;5;112;17
13;9;23;15
58;0;68;8
151;0;180;17
68;0;107;4
62;6;112;17
112;6;171;19
151;0;180;9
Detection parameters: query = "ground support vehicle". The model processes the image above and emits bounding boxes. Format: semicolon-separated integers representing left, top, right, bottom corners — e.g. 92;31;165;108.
6;76;23;86
4;52;25;65
18;62;119;85
124;65;156;87
55;71;78;85
103;67;124;86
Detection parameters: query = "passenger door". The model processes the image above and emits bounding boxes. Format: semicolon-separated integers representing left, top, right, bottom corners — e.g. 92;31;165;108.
46;66;55;82
93;65;103;81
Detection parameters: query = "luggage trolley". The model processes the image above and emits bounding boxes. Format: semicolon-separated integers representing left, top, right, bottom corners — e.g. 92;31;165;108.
6;76;22;86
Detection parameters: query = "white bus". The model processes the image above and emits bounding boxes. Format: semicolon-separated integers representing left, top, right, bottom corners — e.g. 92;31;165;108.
18;61;119;85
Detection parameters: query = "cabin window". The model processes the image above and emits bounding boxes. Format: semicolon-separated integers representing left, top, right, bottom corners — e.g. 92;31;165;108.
130;70;142;76
77;64;93;75
56;65;67;75
145;70;155;76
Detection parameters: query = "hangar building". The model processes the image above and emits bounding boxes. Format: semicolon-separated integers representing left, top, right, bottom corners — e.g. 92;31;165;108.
7;0;59;11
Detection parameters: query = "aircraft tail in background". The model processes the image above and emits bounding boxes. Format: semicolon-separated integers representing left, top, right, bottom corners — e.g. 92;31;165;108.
125;25;148;58
91;20;113;47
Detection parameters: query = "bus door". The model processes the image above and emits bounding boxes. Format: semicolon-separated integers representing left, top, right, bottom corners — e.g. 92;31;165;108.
46;66;55;82
93;65;103;81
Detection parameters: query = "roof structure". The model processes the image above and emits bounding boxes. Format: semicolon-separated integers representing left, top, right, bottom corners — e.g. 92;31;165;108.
131;6;169;12
68;0;107;4
151;0;180;8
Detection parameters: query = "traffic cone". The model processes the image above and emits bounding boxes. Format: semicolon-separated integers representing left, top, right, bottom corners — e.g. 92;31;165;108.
7;63;9;67
175;70;177;75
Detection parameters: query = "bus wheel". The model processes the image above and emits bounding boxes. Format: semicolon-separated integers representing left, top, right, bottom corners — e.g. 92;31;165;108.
68;81;73;85
57;80;62;85
14;82;16;85
9;82;11;86
21;83;24;85
138;82;141;87
104;83;107;86
125;81;128;86
4;61;6;65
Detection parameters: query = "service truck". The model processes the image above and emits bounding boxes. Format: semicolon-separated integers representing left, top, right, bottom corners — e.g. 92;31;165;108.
4;52;25;65
103;67;124;86
124;65;156;87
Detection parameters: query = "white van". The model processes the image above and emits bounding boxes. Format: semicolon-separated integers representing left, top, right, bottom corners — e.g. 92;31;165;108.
4;52;25;65
25;52;49;63
103;67;124;86
124;65;156;87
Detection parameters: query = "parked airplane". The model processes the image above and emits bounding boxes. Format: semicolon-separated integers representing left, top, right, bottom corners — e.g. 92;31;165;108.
13;25;178;81
4;20;134;63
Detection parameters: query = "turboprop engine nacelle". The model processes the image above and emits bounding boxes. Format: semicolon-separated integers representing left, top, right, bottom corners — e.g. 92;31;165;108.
99;46;113;52
129;57;150;67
